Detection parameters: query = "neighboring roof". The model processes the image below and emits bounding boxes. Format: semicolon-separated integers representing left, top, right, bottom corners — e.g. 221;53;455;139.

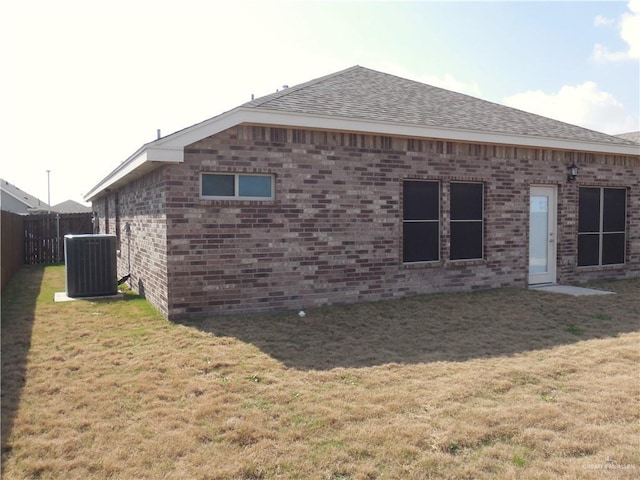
1;178;49;213
616;131;640;144
85;66;640;202
1;178;90;215
51;200;92;214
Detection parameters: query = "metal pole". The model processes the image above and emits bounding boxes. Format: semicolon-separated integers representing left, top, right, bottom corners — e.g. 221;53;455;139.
46;170;51;213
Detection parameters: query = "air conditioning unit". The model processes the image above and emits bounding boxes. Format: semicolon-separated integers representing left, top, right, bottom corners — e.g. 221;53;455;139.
64;234;117;298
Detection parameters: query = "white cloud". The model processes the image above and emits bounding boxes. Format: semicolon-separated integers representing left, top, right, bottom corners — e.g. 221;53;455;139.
503;82;639;135
620;0;640;59
591;43;631;62
594;15;615;27
592;0;640;62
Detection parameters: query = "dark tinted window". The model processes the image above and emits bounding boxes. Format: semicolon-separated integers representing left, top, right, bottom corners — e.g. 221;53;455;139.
403;181;439;220
202;174;234;197
450;223;483;260
403;223;439;263
577;234;599;267
450;183;483;260
578;187;626;266
403;181;439;262
602;233;625;265
578;188;600;233
451;183;483;220
603;189;626;232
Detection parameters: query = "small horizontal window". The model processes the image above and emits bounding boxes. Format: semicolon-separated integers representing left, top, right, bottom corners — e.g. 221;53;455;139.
201;173;274;200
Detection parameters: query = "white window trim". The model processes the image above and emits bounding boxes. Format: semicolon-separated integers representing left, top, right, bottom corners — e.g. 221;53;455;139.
200;173;274;201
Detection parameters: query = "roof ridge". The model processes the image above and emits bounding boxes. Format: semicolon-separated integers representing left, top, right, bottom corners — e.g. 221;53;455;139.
243;65;362;107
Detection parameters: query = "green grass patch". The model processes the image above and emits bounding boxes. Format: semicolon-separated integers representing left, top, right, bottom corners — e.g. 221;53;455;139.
512;453;527;467
565;324;582;335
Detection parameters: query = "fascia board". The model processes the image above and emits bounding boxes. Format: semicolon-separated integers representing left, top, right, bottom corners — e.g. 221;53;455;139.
85;146;147;202
154;108;249;149
84;109;246;202
84;150;151;202
84;146;187;202
145;147;184;162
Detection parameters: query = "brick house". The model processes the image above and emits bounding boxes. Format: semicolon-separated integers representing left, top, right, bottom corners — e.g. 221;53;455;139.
85;66;639;319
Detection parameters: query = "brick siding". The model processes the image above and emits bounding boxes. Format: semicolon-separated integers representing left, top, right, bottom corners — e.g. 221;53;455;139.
93;169;170;317
139;125;638;318
92;125;638;318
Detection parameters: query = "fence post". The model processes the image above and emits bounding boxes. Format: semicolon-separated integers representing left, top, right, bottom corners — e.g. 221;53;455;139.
56;214;61;263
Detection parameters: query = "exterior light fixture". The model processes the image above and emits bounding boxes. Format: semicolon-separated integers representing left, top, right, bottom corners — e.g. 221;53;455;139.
567;162;578;182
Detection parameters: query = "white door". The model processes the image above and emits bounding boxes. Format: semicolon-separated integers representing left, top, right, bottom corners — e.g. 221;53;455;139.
528;186;557;285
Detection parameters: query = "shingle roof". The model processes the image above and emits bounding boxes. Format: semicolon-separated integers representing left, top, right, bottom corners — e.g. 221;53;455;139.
1;178;48;210
616;131;640;144
51;200;91;214
243;66;636;147
85;66;639;202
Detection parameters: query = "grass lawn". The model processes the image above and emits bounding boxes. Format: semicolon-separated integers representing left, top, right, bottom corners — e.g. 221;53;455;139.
1;265;639;479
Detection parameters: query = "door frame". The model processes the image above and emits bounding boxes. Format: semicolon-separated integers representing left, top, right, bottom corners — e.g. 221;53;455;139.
528;185;558;285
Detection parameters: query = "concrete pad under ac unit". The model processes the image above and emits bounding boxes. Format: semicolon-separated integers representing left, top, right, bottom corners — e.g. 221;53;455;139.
54;291;124;302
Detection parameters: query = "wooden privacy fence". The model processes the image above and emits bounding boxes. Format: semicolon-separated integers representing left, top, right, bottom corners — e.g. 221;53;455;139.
23;213;93;265
1;210;25;291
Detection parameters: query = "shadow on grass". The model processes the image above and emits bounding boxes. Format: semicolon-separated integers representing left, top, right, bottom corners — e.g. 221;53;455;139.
180;279;640;370
1;266;45;455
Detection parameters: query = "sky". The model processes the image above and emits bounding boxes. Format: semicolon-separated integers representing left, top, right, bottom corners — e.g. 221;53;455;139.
2;0;638;206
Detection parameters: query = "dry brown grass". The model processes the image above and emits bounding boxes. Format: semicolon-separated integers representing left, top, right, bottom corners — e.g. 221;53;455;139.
2;265;639;479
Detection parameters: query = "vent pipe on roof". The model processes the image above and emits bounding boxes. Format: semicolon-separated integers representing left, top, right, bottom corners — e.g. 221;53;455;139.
157;129;161;139
251;93;254;100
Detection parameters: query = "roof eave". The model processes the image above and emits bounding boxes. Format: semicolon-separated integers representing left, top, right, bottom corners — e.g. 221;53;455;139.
84;107;250;202
242;108;640;156
85;106;639;202
84;146;184;202
1;188;36;208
